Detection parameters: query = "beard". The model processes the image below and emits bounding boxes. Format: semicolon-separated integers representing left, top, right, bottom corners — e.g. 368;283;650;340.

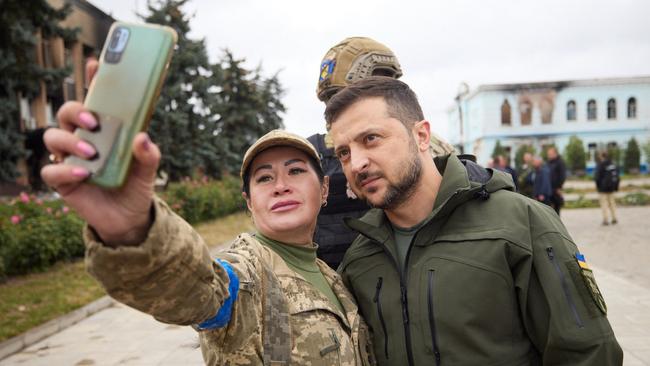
355;138;422;210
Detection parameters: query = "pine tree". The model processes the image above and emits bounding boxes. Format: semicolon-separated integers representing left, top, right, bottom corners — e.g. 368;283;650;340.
624;137;640;174
0;0;77;182
143;0;213;181
564;135;586;175
208;51;285;175
142;1;285;180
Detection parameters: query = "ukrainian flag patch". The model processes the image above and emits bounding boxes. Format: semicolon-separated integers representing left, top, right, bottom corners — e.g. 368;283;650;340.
320;59;336;81
575;252;590;269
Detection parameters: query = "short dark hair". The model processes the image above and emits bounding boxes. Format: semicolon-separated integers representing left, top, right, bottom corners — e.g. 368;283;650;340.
324;76;425;128
242;154;324;197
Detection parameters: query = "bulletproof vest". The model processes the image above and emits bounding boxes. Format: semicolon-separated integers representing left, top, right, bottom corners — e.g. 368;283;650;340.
308;134;369;269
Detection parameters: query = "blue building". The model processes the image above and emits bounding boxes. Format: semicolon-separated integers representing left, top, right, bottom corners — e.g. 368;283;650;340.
447;76;650;173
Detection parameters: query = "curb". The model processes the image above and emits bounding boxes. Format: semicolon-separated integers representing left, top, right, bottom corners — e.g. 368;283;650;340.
0;295;115;361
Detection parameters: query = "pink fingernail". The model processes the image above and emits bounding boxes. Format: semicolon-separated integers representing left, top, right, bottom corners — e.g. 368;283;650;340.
78;112;98;130
77;141;96;158
72;167;90;178
142;135;151;151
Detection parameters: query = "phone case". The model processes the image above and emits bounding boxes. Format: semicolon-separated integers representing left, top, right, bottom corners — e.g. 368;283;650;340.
65;22;177;188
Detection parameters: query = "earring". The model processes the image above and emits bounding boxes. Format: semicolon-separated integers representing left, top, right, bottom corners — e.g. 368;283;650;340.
322;200;328;207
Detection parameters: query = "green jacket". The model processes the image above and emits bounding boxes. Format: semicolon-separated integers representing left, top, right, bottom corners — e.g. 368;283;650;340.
339;155;622;366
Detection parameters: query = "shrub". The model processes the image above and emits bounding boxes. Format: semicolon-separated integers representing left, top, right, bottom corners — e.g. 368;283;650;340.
624;138;641;174
0;193;83;276
564;135;586;175
0;176;245;278
161;175;245;224
618;192;650;206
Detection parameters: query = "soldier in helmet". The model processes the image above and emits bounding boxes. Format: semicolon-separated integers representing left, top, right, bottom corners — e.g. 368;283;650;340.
309;37;455;269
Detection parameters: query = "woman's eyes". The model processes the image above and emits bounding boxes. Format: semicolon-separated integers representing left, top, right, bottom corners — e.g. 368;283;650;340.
256;175;272;183
289;167;307;175
255;167;306;183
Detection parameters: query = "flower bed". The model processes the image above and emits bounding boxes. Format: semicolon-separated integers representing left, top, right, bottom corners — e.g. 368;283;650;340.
0;176;245;280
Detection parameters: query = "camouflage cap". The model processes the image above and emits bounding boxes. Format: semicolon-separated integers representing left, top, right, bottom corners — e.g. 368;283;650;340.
240;130;321;179
317;37;402;102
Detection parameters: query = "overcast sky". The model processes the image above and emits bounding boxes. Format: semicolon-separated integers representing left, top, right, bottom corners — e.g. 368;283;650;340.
89;0;650;139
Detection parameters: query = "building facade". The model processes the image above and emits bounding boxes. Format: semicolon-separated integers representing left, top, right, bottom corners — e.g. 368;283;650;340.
13;0;113;190
447;76;650;173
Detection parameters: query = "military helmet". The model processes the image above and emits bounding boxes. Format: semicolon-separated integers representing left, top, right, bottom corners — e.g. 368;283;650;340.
317;37;403;102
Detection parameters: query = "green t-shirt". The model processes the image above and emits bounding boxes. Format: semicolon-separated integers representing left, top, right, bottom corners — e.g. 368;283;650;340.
390;212;435;270
255;232;345;315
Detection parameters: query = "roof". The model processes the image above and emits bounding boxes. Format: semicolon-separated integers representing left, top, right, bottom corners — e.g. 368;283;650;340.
477;75;650;93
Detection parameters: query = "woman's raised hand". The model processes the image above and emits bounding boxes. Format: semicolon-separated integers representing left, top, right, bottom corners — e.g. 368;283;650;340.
40;59;161;246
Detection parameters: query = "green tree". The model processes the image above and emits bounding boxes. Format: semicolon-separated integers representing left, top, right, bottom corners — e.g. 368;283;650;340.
491;140;507;161
208;51;285;175
514;144;535;172
143;0;213;181
564;135;586;175
0;0;77;182
605;144;622;168
624;137;641;174
143;1;285;180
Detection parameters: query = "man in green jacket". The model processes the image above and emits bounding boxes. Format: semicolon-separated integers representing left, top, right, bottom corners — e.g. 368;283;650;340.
325;76;623;366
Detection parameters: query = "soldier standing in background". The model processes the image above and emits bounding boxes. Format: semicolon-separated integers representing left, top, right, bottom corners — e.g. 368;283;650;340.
547;146;567;215
309;37;455;269
594;150;619;225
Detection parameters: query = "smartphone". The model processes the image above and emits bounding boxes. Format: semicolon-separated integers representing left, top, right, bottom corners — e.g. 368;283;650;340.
65;22;177;188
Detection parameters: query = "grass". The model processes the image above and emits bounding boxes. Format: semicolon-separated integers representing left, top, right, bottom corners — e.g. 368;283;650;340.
0;210;253;343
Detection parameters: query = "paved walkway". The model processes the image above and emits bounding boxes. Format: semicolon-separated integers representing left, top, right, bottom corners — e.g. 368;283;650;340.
1;207;649;365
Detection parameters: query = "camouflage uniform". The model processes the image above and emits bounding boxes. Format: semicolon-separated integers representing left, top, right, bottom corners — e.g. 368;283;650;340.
85;197;375;366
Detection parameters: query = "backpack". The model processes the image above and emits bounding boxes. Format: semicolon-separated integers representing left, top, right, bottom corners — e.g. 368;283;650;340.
601;163;619;192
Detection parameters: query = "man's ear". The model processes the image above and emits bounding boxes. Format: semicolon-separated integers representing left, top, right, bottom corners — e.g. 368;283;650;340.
413;120;432;152
321;176;330;202
242;192;253;212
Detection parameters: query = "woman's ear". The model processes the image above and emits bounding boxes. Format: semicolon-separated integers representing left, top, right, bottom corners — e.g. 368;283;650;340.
321;176;330;202
242;192;253;212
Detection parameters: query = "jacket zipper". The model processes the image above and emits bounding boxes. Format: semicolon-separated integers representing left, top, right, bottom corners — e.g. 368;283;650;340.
401;237;417;366
546;247;584;328
427;270;442;365
375;239;415;366
373;277;389;359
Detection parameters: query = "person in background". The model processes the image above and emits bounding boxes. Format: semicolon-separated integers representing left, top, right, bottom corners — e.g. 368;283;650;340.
309;37;455;269
532;156;553;205
547;146;567;215
326;76;622;366
594;150;619;226
494;154;518;191
518;152;534;198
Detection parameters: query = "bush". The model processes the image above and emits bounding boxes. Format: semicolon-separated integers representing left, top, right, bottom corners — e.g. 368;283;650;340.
564;135;586;175
624;138;641;174
0;193;83;276
0;177;245;278
618;192;650;206
161;175;245;225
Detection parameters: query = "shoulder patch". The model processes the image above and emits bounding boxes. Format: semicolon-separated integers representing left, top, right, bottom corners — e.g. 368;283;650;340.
575;252;607;315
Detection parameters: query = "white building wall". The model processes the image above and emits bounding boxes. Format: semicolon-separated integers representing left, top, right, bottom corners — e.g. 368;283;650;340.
447;78;650;172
